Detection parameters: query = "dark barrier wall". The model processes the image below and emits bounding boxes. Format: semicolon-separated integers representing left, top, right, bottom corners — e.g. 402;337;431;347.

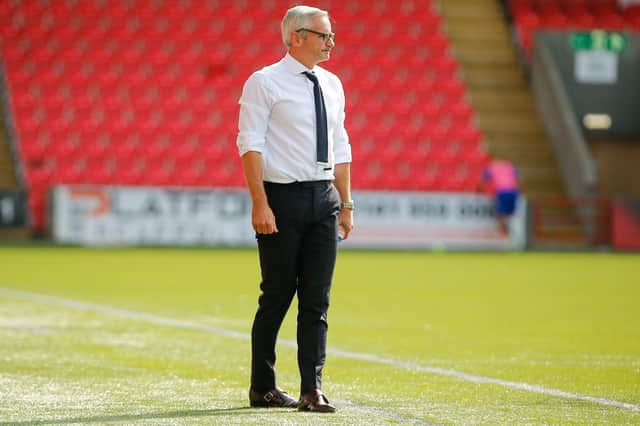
0;190;27;227
538;31;640;138
612;198;640;250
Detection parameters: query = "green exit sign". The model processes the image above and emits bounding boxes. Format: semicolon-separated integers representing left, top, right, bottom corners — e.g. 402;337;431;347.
570;31;627;53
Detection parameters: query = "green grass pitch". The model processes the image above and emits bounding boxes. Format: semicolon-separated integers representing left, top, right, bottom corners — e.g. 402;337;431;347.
0;247;639;425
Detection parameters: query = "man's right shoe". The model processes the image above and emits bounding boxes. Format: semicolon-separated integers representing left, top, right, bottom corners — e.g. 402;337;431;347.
297;389;336;413
249;387;298;408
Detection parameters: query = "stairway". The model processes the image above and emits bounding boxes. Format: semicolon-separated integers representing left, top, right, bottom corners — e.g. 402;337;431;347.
435;0;593;246
0;77;30;240
436;0;566;197
0;111;17;189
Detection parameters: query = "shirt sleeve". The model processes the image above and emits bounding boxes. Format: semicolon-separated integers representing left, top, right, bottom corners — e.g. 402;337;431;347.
332;78;352;164
236;71;272;157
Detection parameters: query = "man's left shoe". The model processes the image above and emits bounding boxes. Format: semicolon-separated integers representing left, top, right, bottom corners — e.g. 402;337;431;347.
249;387;298;408
297;389;336;413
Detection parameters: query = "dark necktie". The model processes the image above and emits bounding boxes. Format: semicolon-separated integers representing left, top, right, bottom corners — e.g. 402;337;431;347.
303;71;329;165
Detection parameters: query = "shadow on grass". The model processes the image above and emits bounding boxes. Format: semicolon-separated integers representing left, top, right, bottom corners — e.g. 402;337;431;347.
1;406;296;425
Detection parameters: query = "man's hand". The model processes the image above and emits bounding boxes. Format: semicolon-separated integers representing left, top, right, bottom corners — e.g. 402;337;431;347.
252;202;278;234
241;152;278;234
338;209;353;240
334;162;353;241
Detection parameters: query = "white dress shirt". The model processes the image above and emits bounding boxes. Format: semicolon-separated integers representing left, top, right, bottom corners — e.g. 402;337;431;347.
236;53;352;183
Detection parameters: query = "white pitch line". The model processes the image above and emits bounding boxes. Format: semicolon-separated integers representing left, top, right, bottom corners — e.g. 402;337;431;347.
334;398;438;425
327;349;640;412
1;287;639;414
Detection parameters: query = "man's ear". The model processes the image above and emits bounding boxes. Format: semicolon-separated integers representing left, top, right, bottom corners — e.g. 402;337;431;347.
289;31;303;47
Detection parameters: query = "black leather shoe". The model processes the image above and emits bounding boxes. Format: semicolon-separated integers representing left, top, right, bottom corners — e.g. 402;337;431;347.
249;387;298;408
297;389;336;413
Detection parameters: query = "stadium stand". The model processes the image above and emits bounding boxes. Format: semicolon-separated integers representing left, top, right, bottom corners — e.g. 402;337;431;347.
1;0;490;232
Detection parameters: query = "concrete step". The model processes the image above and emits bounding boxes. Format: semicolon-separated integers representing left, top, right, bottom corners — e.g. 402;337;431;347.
512;166;563;180
447;34;515;53
462;67;529;90
438;1;504;19
0;157;15;166
445;20;512;41
0;155;17;169
477;112;545;133
0;153;17;187
485;132;550;146
0;104;18;189
470;89;537;113
522;187;566;198
519;175;566;196
488;146;556;163
519;163;562;177
0;172;17;188
454;47;519;66
0;179;18;189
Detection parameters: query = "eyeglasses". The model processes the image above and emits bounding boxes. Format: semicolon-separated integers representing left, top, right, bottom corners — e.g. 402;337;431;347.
296;28;335;43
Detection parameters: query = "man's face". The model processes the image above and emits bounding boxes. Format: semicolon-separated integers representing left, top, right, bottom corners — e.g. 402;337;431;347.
300;15;335;64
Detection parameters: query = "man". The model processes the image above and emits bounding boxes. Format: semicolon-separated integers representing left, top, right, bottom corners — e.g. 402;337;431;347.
480;159;519;234
236;5;353;413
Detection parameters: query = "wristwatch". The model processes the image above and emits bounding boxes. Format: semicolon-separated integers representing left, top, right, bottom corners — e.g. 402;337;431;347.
340;201;355;211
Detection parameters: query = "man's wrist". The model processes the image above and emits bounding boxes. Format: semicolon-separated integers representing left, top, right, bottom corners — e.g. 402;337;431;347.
340;201;354;211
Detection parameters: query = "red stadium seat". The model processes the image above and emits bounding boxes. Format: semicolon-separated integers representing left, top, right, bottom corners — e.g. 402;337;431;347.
413;165;443;191
600;13;626;29
116;159;147;186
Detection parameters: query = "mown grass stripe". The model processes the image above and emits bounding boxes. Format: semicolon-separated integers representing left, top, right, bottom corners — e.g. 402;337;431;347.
2;286;638;414
0;287;434;425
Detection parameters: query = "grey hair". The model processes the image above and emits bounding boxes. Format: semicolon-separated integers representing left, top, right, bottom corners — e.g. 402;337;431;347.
281;5;329;47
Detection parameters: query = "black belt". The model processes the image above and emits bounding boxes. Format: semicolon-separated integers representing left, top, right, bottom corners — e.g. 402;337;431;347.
264;180;332;189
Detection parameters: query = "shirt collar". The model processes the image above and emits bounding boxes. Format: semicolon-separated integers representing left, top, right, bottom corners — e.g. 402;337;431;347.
283;52;317;75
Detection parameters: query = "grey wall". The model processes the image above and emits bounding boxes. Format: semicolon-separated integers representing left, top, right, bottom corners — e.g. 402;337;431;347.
537;31;640;139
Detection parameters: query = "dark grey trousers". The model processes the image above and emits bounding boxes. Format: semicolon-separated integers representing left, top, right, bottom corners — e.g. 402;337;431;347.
250;180;340;395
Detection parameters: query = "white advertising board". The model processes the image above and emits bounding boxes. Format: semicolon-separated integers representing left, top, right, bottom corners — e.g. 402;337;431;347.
340;191;527;250
51;185;255;246
51;185;527;250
